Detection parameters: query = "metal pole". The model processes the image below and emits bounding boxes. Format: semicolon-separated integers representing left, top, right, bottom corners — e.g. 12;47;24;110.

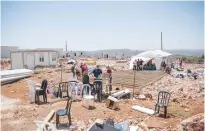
133;70;136;98
161;32;163;50
61;66;63;82
60;60;63;82
66;41;67;52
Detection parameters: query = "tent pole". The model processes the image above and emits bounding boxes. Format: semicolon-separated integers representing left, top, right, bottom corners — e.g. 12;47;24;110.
133;69;136;98
61;65;62;82
60;60;63;83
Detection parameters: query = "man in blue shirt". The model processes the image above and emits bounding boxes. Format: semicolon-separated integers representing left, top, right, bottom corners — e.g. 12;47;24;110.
92;65;103;101
92;65;102;79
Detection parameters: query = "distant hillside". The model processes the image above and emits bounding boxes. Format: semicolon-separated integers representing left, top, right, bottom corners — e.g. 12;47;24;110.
94;49;143;57
73;49;143;58
164;49;204;57
73;49;204;57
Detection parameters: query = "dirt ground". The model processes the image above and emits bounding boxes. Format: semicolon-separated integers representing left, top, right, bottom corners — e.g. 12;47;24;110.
1;69;204;131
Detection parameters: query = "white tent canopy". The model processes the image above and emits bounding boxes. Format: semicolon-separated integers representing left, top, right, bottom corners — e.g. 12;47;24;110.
137;50;172;58
129;50;172;70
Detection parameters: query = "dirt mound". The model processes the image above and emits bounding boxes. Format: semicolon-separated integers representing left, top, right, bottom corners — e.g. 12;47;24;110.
1;59;11;70
179;113;204;131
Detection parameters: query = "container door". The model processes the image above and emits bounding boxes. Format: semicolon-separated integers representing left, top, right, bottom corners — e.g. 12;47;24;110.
11;52;24;69
26;52;35;69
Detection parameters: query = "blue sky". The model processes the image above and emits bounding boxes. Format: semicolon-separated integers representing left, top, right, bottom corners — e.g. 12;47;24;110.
1;1;204;51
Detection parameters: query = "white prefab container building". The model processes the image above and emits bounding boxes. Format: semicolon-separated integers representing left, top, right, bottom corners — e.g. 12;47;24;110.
1;46;19;58
35;48;63;57
10;50;58;70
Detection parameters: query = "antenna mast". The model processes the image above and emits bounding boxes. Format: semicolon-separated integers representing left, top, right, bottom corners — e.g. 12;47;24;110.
161;32;163;50
65;41;67;51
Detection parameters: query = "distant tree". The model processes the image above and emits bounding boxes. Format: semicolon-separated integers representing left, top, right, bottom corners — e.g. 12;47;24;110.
202;54;204;59
198;58;204;64
182;56;186;61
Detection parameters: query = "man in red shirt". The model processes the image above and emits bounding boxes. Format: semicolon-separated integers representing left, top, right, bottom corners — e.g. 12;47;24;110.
81;63;88;74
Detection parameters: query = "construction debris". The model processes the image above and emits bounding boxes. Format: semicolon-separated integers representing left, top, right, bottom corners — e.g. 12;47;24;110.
88;119;141;131
142;71;204;102
106;96;119;110
138;122;149;131
1;69;34;85
111;89;131;99
131;105;155;115
179;113;204;131
138;94;146;100
88;120;120;131
1;58;204;131
0;59;11;70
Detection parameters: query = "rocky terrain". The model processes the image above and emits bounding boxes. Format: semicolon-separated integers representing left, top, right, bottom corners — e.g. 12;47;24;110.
1;59;11;70
0;57;204;131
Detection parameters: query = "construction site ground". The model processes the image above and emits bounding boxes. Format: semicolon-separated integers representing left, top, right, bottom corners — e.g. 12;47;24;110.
1;67;204;131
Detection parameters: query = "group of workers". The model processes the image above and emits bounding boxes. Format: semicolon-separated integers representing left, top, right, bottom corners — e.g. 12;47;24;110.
71;62;113;92
133;59;144;71
162;58;184;74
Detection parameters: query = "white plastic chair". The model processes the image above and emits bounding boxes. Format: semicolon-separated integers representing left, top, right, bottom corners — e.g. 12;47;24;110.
68;81;82;101
27;80;37;103
27;80;43;103
82;84;94;109
76;83;83;100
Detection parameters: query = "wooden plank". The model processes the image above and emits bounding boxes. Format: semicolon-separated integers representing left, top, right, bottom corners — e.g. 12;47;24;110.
44;110;55;122
106;99;111;108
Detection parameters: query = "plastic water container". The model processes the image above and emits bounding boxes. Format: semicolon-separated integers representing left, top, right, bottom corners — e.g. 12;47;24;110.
122;121;129;131
114;124;123;131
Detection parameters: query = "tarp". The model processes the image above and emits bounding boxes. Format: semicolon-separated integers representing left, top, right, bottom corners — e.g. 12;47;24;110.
84;61;96;65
